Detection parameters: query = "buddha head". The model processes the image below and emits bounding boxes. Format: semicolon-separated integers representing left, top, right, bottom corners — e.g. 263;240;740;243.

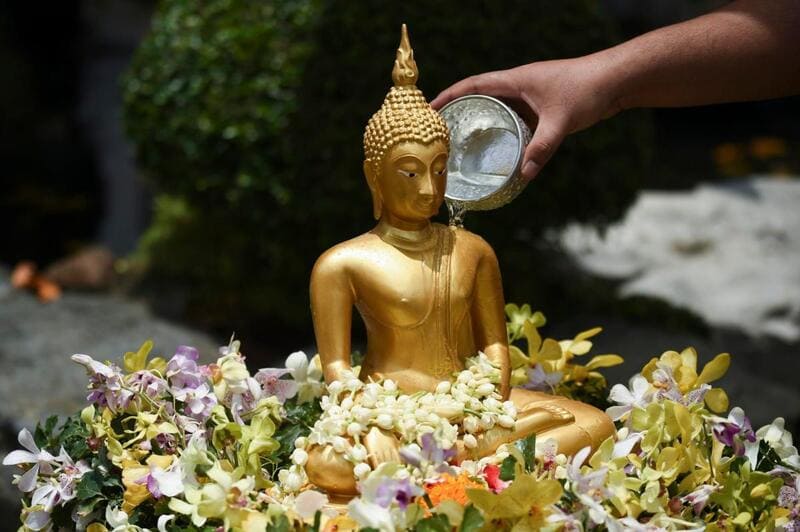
363;25;451;224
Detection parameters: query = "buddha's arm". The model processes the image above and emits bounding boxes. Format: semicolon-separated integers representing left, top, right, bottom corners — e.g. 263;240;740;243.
310;250;355;383
470;242;511;400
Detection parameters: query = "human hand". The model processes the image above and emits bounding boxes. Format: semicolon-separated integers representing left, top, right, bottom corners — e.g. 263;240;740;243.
431;55;621;181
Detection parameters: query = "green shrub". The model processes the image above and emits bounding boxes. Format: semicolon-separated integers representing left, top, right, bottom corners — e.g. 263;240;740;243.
123;0;652;335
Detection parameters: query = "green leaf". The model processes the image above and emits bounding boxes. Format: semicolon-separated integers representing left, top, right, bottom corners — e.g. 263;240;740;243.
414;514;450;532
267;514;291;532
58;414;92;459
310;511;322;532
459;504;484;532
34;415;60;449
515;434;536;473
499;455;517;481
76;471;104;500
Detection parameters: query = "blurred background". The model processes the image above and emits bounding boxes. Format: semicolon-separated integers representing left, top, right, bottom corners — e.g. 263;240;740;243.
2;0;799;512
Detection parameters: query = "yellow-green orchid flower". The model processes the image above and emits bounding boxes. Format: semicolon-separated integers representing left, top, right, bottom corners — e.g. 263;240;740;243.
123;340;167;376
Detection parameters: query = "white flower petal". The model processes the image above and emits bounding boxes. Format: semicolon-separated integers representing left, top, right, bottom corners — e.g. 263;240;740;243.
18;428;39;454
605;405;631;422
729;406;746;427
18;463;40;493
608;383;634;405
105;506;129;528
154;465;184;497
31;484;56;507
571;446;591;471
762;423;785;444
157;514;175;532
285;351;309;379
294;490;328;519
613;433;642;458
24;510;51;531
631;374;650;398
744;439;760;469
3;450;38;465
347;499;394;532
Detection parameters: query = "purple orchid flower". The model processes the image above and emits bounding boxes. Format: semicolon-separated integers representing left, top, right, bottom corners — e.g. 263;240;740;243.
373;477;422;510
681;484;718;514
172;382;217;421
254;367;298;403
712;407;756;456
72;354;133;412
138;462;183;499
128;370;168;399
522;364;563;392
166;346;204;390
421;432;455;462
155;433;178;454
400;433;456;475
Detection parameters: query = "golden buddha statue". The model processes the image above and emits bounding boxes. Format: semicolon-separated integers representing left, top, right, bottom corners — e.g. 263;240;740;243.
305;25;614;496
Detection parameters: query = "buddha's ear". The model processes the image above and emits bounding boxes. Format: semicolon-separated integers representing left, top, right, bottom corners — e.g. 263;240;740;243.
363;160;383;220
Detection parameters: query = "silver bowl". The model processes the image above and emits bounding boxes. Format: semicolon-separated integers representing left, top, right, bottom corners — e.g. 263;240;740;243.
440;95;532;212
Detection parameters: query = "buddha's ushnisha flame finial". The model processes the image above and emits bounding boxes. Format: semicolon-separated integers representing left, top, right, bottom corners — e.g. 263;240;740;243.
392;23;418;87
363;24;450;191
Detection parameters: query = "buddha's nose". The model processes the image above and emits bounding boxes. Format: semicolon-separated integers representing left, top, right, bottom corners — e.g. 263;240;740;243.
418;173;438;199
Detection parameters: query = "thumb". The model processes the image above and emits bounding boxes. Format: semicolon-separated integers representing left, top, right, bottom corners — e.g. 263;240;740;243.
520;115;566;181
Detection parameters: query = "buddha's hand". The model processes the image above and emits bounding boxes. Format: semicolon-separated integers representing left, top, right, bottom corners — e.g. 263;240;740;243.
364;426;401;467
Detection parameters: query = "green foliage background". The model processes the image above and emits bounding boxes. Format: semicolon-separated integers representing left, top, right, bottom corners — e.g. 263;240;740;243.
123;0;652;336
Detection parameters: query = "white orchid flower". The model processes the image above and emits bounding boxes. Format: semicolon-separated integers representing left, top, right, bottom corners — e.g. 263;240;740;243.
105;505;149;531
285;351;324;403
23;508;52;531
606;374;653;421
3;428;58;493
348;498;395;531
757;417;800;468
293;490;328;520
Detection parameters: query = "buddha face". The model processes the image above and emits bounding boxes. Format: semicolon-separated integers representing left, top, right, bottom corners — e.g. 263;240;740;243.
365;139;448;225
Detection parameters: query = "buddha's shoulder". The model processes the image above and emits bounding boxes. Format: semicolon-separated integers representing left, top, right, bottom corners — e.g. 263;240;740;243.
448;225;496;257
311;233;384;276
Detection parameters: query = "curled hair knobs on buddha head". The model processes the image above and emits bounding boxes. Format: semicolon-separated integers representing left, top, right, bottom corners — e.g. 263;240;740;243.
363;24;450;170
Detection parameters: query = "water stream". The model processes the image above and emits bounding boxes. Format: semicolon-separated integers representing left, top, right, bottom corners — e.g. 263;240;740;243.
446;200;468;228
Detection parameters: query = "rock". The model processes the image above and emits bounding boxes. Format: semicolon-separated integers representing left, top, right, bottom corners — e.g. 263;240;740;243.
559;177;800;342
0;265;10;299
44;245;116;290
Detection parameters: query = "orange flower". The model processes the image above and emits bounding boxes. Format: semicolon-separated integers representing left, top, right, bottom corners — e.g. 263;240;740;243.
423;473;483;508
750;137;786;159
712;143;743;167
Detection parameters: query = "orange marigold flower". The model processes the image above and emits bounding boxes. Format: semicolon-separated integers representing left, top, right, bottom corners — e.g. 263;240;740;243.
423;473;483;508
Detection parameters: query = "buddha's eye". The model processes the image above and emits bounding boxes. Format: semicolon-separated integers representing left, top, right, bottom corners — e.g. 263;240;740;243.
435;168;446;176
398;169;417;178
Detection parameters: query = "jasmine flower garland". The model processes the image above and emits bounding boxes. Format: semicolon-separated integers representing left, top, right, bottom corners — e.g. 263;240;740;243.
288;352;517;489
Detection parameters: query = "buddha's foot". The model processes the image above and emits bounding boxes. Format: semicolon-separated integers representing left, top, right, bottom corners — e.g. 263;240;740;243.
508;388;616;456
459;403;576;460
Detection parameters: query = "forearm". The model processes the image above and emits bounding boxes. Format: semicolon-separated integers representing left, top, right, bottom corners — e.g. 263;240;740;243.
598;0;800;111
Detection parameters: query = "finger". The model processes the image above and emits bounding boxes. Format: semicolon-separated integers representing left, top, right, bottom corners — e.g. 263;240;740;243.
431;71;518;110
521;115;566;181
